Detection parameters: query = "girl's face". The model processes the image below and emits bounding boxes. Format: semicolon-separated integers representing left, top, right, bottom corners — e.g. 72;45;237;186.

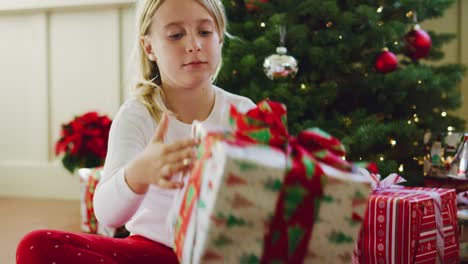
142;0;222;90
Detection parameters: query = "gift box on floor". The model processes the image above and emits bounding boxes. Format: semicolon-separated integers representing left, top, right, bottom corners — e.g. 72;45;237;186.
354;174;459;264
169;100;371;264
458;209;468;262
78;167;116;237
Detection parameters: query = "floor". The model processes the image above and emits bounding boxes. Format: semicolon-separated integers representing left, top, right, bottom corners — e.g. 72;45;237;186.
0;197;81;264
2;197;468;264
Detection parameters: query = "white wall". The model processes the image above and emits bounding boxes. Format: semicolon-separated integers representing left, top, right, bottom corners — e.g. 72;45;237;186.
458;1;468;119
421;1;468;121
0;1;136;200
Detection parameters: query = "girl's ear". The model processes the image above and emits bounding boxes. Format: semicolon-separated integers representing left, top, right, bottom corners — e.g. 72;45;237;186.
140;36;157;61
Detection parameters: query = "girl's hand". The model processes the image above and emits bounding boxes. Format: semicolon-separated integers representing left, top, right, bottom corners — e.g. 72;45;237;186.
125;113;198;194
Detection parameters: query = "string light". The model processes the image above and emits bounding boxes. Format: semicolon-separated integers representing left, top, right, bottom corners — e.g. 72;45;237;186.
232;69;238;75
339;35;343;39
390;139;397;146
326;21;333;28
448;126;454;131
414;117;419;123
418;80;422;84
377;6;384;13
394;41;399;45
446;156;453;163
342;117;352;127
300;83;306;90
260;22;266;27
441;111;447;117
406;10;414;18
398;164;404;172
359;157;363;160
378;21;384;26
342;156;346;160
380;156;384;161
408;120;412;124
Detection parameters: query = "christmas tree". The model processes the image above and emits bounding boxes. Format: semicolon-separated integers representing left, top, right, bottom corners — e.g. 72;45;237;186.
217;0;466;184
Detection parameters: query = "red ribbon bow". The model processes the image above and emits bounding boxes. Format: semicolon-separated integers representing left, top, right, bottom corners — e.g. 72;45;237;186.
230;100;353;263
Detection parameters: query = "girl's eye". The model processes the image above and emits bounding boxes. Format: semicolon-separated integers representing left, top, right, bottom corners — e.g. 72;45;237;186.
200;31;212;37
169;33;183;40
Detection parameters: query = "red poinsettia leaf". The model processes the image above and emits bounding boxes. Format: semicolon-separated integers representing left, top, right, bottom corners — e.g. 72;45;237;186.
80;112;100;123
99;116;112;127
70;136;82;155
83;128;101;137
55;139;68;155
85;138;105;157
60;124;73;137
100;149;108;159
71;119;84;133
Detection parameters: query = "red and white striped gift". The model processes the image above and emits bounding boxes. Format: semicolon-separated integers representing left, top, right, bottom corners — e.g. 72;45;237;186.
354;173;459;264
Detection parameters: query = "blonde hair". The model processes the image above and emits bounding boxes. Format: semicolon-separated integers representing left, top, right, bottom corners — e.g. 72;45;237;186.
132;0;228;122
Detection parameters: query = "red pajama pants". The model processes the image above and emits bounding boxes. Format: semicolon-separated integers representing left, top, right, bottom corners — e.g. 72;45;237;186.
16;229;179;264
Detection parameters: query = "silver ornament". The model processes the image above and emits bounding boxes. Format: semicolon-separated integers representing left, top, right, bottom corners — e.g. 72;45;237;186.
263;46;298;80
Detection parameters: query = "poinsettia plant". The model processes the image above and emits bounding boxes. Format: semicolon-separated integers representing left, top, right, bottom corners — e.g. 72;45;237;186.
55;111;112;173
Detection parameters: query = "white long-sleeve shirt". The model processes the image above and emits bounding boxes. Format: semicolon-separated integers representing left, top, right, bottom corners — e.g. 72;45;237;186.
93;86;255;248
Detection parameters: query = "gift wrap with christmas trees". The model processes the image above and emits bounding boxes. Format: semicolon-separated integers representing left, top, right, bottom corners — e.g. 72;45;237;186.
354;173;459;264
169;100;372;263
77;167;115;237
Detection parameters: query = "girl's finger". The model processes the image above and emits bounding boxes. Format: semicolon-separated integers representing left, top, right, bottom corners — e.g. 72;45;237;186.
160;163;171;179
181;162;195;176
156;178;184;189
167;159;193;176
152;113;169;143
159;159;191;182
162;147;196;165
163;138;198;154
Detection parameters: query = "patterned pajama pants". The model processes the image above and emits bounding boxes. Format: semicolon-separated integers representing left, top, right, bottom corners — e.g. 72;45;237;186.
16;229;179;264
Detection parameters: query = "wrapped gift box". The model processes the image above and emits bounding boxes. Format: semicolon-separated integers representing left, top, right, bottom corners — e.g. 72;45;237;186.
355;176;459;264
169;100;371;264
458;208;468;262
77;167;116;237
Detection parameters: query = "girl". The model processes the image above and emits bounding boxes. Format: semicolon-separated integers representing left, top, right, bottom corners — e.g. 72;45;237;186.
16;0;254;263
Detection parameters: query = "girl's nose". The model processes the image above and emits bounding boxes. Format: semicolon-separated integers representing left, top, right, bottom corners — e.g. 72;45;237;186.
188;47;201;53
186;35;201;53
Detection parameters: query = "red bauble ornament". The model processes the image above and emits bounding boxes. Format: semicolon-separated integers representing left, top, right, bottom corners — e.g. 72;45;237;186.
245;0;268;11
404;24;432;60
375;48;398;74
